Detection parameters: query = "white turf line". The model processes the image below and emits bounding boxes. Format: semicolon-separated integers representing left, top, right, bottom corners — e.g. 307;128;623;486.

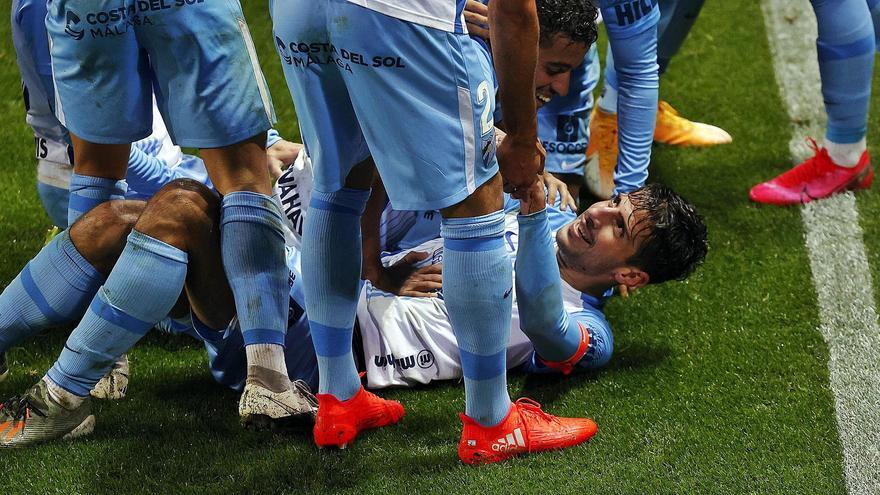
761;1;880;493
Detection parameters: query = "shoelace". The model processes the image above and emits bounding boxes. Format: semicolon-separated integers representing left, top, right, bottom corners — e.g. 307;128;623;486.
291;379;318;409
777;138;826;185
514;398;561;427
0;395;46;422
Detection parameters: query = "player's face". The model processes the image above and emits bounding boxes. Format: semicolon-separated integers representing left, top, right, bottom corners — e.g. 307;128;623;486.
535;35;589;109
556;194;646;277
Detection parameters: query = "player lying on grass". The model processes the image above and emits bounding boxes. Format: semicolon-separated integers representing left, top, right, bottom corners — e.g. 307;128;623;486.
278;152;707;390
0;172;707;455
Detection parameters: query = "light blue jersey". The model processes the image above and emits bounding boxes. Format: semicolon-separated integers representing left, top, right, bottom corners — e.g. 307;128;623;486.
538;45;601;175
46;0;274;147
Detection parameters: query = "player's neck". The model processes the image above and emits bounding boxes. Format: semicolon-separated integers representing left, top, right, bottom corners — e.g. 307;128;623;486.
558;262;613;298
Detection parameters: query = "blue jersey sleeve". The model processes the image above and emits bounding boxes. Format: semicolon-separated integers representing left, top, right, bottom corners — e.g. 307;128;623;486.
520;308;614;374
515;209;584;362
600;0;660;194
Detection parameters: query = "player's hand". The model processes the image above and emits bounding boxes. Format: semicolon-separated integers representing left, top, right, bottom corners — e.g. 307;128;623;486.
372;251;443;298
618;284;637;299
518;177;546;215
498;134;545;199
543;172;577;211
267;139;303;181
464;0;490;42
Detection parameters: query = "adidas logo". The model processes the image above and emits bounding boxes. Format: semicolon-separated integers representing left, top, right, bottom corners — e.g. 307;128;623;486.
491;428;526;452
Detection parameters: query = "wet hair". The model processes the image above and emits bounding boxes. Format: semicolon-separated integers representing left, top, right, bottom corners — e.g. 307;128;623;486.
537;0;599;48
626;184;709;284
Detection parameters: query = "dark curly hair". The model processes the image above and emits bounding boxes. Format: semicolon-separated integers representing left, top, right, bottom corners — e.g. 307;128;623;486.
625;184;709;285
537;0;600;48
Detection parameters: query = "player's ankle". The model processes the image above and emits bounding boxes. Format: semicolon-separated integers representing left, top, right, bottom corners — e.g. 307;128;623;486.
43;376;86;409
826;138;866;168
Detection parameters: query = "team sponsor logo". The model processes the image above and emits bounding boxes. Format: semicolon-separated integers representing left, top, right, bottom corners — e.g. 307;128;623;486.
556;114;581;143
276;168;305;237
64;10;84;40
276;36;292;65
491;428;526;452
541;140;587;155
613;0;658;27
273;36;406;74
68;0;207;40
374;353;419;370
417;350;434;369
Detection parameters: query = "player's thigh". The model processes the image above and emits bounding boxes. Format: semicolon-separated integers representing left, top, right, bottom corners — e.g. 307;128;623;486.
271;0;370;195
136;0;274;149
47;0;152;144
330;2;499;211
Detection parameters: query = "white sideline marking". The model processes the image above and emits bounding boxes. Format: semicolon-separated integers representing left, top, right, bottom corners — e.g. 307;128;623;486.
762;2;880;493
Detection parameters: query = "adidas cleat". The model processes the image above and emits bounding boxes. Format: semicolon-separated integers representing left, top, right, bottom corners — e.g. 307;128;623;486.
750;138;873;206
239;372;317;432
654;100;732;147
537;322;589;375
0;380;94;448
0;353;8;383
458;398;597;465
313;386;404;449
90;354;130;400
584;106;618;200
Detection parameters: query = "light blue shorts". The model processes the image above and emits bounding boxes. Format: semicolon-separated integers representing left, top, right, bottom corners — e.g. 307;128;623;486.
538;45;600;176
47;0;274;147
271;0;498;211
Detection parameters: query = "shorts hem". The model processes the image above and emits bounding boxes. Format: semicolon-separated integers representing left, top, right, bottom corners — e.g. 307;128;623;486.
64;127;152;146
174;123;273;149
385;170;497;211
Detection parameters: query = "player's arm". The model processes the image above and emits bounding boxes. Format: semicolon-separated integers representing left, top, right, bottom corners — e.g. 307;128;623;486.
490;0;544;195
602;0;660;194
515;180;583;361
360;177;443;298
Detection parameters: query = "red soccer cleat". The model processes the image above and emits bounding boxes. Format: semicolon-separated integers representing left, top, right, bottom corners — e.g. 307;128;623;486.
313;386;404;448
458;398;597;465
537;322;589;375
750;139;873;206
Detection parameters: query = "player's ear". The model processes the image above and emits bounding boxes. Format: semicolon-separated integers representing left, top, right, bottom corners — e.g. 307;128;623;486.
613;267;649;290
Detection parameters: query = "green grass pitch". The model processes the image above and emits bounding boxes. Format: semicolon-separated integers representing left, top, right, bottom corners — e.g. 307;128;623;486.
1;1;877;493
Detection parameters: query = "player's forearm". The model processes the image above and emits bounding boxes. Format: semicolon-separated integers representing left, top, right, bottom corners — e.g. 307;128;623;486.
489;0;539;140
603;2;660;194
515;209;568;337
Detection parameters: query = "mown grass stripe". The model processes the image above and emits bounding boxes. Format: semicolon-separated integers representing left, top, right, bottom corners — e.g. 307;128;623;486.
761;1;880;493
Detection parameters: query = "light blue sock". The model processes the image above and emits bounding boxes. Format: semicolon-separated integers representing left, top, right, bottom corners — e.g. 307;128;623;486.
812;0;875;144
442;211;512;427
47;230;187;396
220;192;289;348
0;230;104;354
868;0;880;50
68;173;127;226
301;188;370;401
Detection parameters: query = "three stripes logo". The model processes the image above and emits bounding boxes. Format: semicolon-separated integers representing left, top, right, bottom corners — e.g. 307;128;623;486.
64;10;84;40
491;428;526;452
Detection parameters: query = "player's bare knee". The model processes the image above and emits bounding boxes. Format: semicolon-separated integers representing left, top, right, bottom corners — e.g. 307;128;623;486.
70;199;147;275
134;179;219;251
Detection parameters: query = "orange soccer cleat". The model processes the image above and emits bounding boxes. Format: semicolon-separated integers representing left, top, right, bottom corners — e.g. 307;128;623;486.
458;398;597;465
653;100;732;147
313;386;404;449
584;106;619;200
537;322;589;375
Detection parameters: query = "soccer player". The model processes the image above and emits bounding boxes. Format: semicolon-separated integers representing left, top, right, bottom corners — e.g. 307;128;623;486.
270;0;611;460
355;181;708;399
0;179;318;446
36;0;296;431
10;0;213;230
750;0;878;205
586;0;733;200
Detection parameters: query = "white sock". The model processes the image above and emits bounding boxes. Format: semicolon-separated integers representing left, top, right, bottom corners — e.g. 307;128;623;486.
825;138;866;168
598;83;618;115
43;376;85;409
245;343;287;373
